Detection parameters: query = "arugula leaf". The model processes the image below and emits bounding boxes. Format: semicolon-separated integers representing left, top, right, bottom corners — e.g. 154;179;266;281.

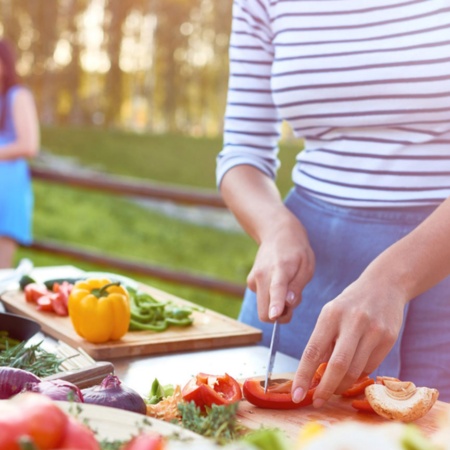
147;378;175;405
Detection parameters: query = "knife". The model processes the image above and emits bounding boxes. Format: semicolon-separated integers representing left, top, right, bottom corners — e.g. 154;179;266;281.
264;319;280;393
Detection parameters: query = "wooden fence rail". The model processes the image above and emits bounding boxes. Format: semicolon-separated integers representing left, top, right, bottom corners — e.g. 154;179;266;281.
28;166;246;298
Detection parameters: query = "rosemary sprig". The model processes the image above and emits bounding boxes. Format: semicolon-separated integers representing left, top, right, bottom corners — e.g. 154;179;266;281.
0;340;65;377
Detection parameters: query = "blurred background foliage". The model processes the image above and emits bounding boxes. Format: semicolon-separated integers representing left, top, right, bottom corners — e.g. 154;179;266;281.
0;0;302;317
0;0;231;135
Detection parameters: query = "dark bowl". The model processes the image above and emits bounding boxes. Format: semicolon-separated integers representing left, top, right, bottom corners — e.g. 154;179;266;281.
0;312;41;341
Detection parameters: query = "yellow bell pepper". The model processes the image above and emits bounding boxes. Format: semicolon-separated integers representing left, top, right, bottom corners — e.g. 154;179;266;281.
68;278;130;344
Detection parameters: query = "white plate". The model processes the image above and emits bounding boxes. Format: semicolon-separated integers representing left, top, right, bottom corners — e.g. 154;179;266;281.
56;401;219;449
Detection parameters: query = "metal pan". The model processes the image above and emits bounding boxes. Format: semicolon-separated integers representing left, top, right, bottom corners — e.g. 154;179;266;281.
0;311;41;341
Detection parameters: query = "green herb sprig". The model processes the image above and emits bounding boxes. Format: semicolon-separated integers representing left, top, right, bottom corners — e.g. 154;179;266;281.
176;401;244;445
0;340;65;377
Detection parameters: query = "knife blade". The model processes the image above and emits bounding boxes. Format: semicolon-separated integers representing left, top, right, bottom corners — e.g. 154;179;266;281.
264;319;280;393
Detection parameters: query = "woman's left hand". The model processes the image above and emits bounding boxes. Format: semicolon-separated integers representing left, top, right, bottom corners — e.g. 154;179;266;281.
291;270;408;407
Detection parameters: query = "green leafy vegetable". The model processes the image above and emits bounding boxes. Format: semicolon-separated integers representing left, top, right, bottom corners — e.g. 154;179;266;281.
147;378;175;405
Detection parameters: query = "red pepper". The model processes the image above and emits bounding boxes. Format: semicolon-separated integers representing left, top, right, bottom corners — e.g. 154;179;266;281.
350;375;400;413
242;362;327;410
341;374;374;397
181;372;242;410
351;397;376;413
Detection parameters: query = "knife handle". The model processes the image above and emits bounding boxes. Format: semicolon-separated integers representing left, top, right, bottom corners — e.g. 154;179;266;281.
44;361;115;389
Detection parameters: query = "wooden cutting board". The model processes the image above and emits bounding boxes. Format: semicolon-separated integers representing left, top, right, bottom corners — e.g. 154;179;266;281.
237;375;450;442
0;283;261;360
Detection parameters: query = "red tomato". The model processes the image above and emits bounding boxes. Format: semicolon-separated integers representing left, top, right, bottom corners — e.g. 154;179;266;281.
24;283;50;303
242;362;327;410
56;416;100;450
36;294;57;312
122;433;165;450
181;372;242;410
50;293;69;316
0;393;68;450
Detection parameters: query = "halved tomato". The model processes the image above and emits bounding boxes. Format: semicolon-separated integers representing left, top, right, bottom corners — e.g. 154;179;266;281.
242;362;327;410
181;372;242;410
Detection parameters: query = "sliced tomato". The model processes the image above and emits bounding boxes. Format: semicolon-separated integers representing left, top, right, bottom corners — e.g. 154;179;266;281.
36;295;57;312
181;372;242;410
52;282;73;308
24;283;50;303
341;374;374;397
242;362;327;410
50;293;69;316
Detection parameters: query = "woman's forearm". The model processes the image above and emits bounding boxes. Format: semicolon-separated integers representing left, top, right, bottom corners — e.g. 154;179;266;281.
364;196;450;302
219;165;298;244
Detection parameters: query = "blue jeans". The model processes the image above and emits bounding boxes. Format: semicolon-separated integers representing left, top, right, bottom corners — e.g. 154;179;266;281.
239;186;450;400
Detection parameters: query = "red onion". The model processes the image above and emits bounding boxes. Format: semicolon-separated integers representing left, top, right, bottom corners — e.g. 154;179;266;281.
0;367;41;399
23;379;84;403
82;374;146;414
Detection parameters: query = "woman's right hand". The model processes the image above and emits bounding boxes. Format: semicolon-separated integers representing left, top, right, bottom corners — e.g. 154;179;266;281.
219;165;315;323
247;208;315;323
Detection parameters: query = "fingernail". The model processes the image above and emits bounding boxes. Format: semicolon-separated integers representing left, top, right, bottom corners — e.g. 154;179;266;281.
269;306;279;319
292;387;305;403
313;398;325;408
286;290;296;305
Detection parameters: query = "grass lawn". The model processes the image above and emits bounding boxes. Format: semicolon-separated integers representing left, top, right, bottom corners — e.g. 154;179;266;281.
18;126;303;318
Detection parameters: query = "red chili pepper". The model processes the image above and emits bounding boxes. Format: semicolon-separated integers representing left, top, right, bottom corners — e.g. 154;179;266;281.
181;372;242;410
242;362;327;410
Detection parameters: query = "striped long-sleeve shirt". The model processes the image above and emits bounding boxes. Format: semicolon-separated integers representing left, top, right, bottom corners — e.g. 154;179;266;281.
216;0;450;207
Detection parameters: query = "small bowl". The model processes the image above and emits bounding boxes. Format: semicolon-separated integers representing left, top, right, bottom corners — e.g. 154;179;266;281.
0;312;41;341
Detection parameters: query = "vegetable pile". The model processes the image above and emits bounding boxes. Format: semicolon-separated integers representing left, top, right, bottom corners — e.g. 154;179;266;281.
20;275;197;343
24;281;73;316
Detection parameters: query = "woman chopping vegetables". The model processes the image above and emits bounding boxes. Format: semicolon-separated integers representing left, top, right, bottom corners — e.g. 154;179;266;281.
0;39;39;268
217;0;450;406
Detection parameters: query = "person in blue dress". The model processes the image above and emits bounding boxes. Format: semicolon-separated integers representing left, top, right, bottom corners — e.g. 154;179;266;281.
0;39;39;268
